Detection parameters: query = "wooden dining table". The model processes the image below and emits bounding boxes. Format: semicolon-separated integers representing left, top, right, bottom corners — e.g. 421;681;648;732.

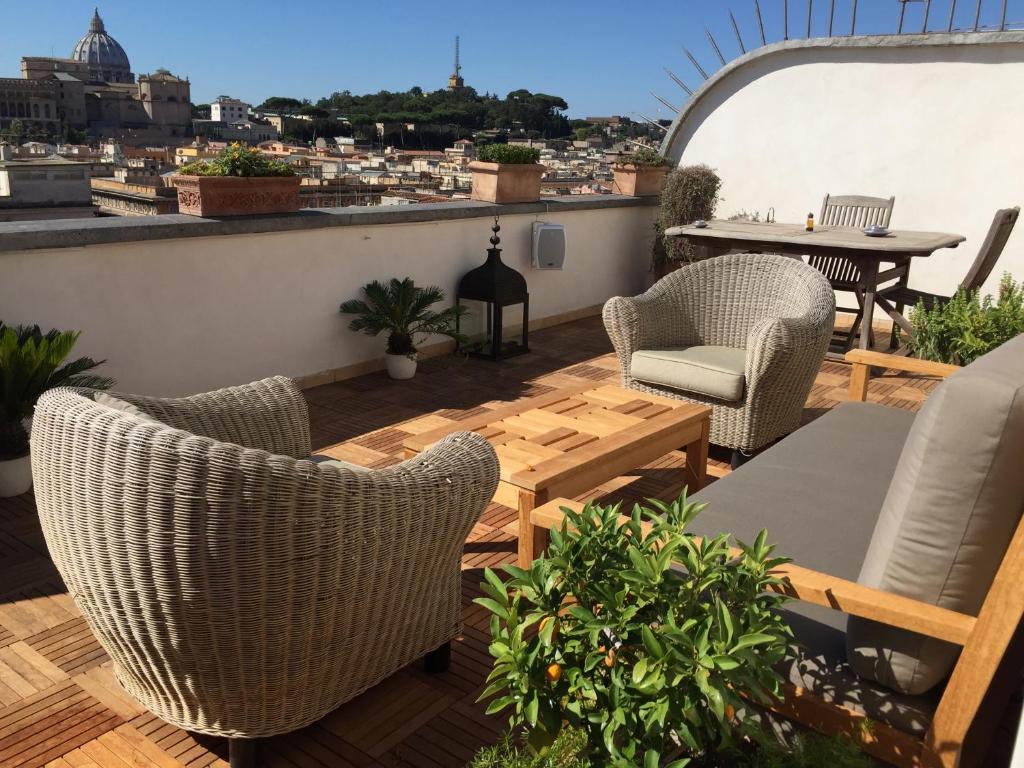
664;220;966;350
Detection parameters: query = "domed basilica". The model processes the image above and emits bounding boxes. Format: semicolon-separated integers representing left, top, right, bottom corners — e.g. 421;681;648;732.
1;8;192;142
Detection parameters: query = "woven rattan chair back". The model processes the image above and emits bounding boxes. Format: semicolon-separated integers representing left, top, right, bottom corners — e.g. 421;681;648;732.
31;379;499;740
959;207;1019;292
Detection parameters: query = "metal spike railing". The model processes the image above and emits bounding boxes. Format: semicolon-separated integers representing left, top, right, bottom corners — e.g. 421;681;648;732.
657;0;1021;126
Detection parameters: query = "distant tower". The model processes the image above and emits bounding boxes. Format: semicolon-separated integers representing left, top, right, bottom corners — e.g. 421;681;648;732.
448;35;464;91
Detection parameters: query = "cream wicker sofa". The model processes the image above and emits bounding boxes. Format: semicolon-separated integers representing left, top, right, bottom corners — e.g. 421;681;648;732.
603;253;835;464
31;376;499;765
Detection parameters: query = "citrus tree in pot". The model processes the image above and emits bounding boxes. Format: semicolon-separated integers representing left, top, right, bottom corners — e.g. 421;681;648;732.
476;492;794;765
0;323;114;497
174;143;300;217
612;146;671;197
340;278;467;380
470;144;547;204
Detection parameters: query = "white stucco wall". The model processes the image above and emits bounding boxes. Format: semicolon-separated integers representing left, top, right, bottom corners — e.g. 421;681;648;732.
664;33;1024;297
0;205;655;396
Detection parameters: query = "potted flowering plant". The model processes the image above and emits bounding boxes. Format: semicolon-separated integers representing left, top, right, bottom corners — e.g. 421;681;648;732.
470;144;547;204
612;147;671;197
340;278;467;380
174;143;300;217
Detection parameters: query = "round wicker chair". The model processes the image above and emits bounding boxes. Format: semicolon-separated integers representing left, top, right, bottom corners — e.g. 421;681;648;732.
31;376;499;765
603;253;835;461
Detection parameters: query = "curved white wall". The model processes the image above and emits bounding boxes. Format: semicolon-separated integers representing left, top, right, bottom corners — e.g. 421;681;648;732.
664;33;1024;296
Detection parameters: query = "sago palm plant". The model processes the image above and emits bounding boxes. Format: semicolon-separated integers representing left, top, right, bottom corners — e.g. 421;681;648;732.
340;277;467;357
0;323;114;459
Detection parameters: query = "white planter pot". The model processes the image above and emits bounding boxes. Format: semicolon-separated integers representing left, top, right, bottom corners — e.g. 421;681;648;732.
0;454;33;497
385;353;418;380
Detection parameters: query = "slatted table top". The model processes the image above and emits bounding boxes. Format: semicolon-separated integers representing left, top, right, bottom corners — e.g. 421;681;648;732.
665;220;965;256
402;382;711;494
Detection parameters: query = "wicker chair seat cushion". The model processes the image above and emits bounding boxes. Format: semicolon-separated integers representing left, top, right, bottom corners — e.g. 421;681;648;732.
849;333;1024;695
630;346;746;402
93;392;161;423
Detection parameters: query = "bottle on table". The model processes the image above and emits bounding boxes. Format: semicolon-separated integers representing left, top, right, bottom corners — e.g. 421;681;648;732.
806;212;814;232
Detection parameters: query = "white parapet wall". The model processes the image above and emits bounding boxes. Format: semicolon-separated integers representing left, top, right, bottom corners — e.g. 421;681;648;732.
0;199;657;396
662;31;1024;297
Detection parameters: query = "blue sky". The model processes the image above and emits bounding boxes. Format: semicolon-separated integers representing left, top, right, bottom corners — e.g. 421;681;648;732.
1;0;1021;119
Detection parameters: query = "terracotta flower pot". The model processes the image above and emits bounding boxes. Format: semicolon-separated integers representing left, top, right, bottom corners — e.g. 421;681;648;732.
612;164;669;197
468;161;546;204
174;176;302;217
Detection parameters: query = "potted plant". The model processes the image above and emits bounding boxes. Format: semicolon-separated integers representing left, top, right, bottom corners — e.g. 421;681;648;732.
612;147;671;197
174;143;300;217
340;278;467;380
476;492;794;765
654;164;722;278
0;323;114;497
469;144;547;204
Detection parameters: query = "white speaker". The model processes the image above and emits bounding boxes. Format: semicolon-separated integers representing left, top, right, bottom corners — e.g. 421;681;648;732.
532;222;566;270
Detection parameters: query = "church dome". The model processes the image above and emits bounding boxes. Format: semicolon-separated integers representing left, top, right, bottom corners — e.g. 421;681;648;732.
71;8;132;83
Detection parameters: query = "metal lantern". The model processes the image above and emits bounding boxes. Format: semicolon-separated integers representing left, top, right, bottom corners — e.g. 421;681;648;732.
456;217;529;361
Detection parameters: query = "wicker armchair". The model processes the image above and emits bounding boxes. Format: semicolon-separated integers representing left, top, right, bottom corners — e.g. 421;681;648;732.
31;376;499;764
604;254;835;461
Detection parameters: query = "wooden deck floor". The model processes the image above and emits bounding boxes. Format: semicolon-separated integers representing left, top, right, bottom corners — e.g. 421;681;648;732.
0;316;941;768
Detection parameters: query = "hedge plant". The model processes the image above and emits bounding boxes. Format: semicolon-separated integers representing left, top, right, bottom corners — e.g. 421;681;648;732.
617;147;669;168
656;165;722;264
476;492;794;767
908;273;1024;365
477;144;542;165
178;143;294;177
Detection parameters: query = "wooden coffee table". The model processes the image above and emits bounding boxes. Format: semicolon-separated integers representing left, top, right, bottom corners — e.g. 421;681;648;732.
402;382;711;567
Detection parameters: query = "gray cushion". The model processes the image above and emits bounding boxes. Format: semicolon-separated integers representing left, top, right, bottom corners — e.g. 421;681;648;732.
93;392;160;423
631;346;746;402
690;401;915;590
848;334;1024;695
780;611;939;736
312;456;369;471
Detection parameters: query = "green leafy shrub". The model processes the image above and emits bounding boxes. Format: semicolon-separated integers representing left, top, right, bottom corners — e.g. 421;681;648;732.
0;323;114;459
656;165;722;263
908;273;1024;365
617;147;669;168
476;492;794;767
177;143;294;177
467;728;872;768
477;144;542;165
339;277;467;357
469;728;591;768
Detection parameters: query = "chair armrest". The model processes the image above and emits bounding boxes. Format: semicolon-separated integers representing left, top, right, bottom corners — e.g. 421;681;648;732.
529;497;975;646
845;350;960;402
602;293;691;380
115;376;312;458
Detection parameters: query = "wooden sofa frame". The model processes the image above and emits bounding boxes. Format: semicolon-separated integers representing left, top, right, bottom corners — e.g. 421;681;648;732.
526;349;1024;768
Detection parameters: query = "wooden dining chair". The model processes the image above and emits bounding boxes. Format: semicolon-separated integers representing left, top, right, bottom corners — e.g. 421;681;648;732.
808;194;896;352
880;207;1020;348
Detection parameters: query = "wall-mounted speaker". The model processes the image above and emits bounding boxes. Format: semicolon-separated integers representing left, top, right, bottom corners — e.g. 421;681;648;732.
532;222;565;270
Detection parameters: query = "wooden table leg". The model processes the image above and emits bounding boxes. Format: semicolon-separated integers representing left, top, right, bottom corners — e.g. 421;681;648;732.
518;489;549;568
858;258;880;351
683;417;710;492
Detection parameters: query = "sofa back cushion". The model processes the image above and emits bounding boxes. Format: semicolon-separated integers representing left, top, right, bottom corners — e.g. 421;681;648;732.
848;333;1024;695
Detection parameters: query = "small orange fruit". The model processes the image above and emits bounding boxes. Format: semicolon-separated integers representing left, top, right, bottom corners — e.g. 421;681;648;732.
546;663;562;683
603;649;616;668
725;704;735;720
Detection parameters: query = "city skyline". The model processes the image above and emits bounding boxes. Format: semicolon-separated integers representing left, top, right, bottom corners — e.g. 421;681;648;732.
5;0;1020;122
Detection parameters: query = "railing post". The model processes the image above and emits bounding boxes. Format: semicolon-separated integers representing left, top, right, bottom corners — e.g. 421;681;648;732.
755;0;767;45
948;0;958;31
850;0;858;35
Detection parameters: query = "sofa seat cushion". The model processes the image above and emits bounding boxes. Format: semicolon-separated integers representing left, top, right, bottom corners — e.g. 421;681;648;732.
631;346;746;402
779;611;940;736
689;401;915;591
